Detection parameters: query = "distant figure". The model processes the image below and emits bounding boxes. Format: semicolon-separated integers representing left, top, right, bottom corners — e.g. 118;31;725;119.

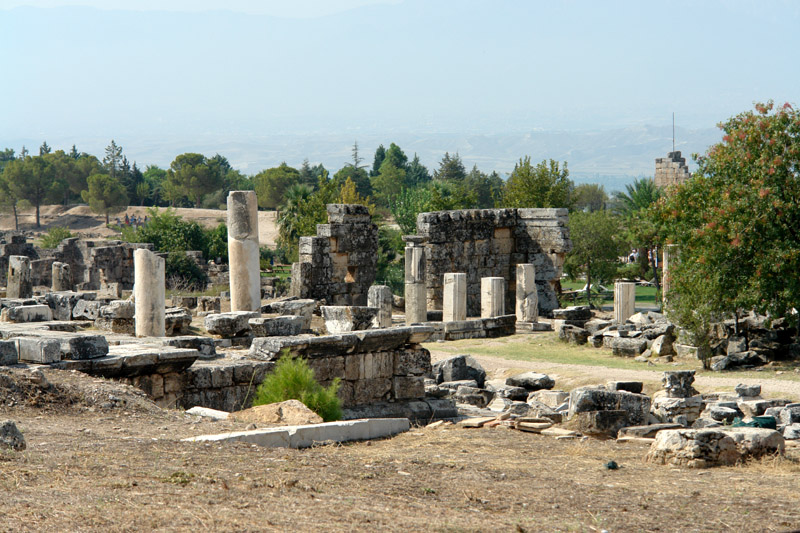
124;213;130;225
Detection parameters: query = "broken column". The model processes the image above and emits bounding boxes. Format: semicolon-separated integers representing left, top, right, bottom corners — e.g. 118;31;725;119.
662;244;679;310
367;285;393;328
614;281;636;324
7;255;32;298
481;277;505;318
227;191;261;312
52;262;71;291
515;263;538;323
134;248;165;337
404;236;426;324
442;273;466;322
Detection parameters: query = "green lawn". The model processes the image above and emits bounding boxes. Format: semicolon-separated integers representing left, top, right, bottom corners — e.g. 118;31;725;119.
561;280;659;309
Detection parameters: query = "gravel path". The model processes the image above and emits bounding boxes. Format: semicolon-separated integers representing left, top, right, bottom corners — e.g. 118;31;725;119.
428;348;800;400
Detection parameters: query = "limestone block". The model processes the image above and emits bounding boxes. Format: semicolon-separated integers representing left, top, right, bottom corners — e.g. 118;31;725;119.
433;354;486;387
0;341;17;365
506;371;554;391
249;316;305;337
610;337;647;357
321;305;379;334
480;277;505;318
100;300;135;319
515;263;538;323
51;262;71;292
15;337;61;364
162;336;216;359
133;248;166;337
0;420;26;451
442;273;466;322
1;304;53;323
367;285;393;328
613;281;636;324
405;282;426;325
394;348;432;376
7;256;32;299
662;370;699;398
645;429;740;468
227;191;261;312
652;396;705;424
205;311;260;337
578;410;629;437
73;300;102;320
568;387;651;427
164;307;192;336
392;376;425;400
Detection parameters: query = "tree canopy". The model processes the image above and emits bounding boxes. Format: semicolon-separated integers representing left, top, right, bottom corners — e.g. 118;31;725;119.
503;157;574;209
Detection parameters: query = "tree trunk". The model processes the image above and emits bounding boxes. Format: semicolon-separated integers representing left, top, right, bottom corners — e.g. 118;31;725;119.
585;258;592;307
35;203;40;228
13;205;18;230
105;212;110;225
651;246;661;310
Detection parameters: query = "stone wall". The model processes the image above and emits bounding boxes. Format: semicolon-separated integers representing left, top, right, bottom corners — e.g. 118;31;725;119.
291;204;378;306
654;151;691;189
250;327;432;408
0;235;39;285
415;208;571;317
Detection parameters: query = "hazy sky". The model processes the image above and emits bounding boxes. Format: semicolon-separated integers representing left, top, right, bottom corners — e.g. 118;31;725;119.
1;0;798;175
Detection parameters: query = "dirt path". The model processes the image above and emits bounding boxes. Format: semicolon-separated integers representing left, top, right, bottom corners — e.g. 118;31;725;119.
428;347;800;400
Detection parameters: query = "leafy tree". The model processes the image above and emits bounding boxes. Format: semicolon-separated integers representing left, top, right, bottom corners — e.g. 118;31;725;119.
103;140;123;179
613;177;662;217
564;210;628;305
165;153;224;208
40;227;73;249
81;173;129;224
433;152;467;183
383;143;408;171
370;161;406;206
6;155;58;227
45;150;80;205
370;144;386;177
19;146;29;159
39;141;51;156
464;165;504;208
69;145;79;159
72;154;103;200
391;186;433;235
121;207;223;262
0;162;22;229
277;183;314;246
276;173;338;261
652;101;800;361
338;177;374;213
573;183;608;212
142;165;167;206
405;153;431;187
0;148;14;174
503;157;574;209
334;164;371;198
253;162;301;209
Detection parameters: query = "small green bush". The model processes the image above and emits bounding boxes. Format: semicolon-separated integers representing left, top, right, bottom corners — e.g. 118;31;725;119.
253;352;342;422
165;251;209;292
40;227;73;249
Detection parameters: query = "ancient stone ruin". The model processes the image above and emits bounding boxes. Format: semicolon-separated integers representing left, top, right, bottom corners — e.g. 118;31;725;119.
654;150;691;189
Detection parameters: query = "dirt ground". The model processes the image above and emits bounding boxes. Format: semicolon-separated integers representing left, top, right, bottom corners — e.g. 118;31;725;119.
0;205;280;247
3;367;800;532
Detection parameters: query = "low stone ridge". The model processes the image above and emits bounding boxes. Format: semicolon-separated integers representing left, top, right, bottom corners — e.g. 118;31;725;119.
0;420;26;451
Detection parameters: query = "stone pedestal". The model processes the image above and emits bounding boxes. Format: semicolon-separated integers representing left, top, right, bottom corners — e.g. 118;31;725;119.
404;237;426;325
51;262;71;292
227;191;261;312
7;255;32;298
614;281;636;324
515;263;538;323
662;245;679;309
368;285;393;328
442;273;466;322
134;248;165;337
481;277;505;318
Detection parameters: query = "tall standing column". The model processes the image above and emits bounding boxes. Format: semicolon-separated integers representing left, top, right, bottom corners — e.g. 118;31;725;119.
662;244;679;310
52;262;71;292
515;263;538;323
404;236;426;324
614;281;636;324
7;256;32;298
481;277;505;318
368;285;393;328
134;248;165;337
227;191;261;312
442;273;466;322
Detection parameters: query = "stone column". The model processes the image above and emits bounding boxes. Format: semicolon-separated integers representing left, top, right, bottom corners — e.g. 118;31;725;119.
481;277;505;318
368;285;393;328
134;248;165;337
515;263;538;323
404;236;426;324
7;256;32;298
442;273;466;322
51;262;71;292
227;191;261;312
662;244;679;309
614;281;636;324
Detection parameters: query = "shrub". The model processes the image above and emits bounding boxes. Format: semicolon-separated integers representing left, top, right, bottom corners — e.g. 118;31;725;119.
253;352;342;422
165;251;209;292
39;227;73;249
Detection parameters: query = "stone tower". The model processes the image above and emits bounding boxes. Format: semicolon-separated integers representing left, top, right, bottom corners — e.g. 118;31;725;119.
654;151;691;189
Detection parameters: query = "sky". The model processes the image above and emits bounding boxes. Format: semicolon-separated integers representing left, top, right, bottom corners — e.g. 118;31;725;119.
1;0;798;181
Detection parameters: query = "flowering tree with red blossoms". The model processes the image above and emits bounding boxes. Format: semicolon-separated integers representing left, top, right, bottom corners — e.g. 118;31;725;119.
651;101;800;359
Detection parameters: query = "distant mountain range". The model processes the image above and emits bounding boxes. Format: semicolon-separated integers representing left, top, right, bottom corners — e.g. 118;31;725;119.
4;124;720;193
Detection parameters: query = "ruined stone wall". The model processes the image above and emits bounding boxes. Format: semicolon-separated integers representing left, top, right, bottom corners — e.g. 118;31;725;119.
291;204;378;306
416;208;571;317
0;235;39;285
654;151;691;189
